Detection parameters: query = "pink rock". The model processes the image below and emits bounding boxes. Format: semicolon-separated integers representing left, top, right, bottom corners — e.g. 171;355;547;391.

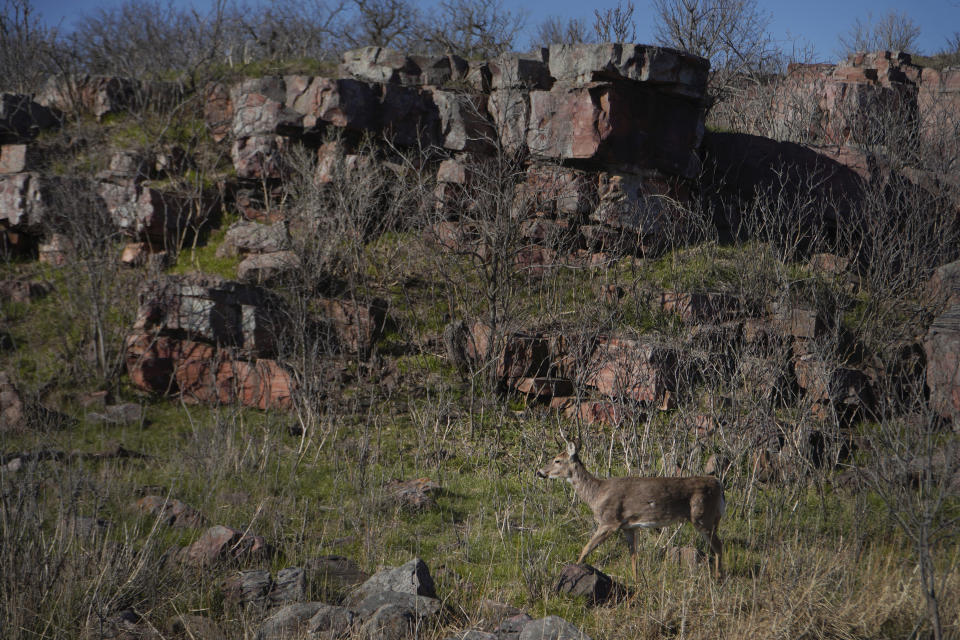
526;82;703;177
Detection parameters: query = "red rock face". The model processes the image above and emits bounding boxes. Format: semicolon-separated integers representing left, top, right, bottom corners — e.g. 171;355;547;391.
125;274;296;410
584;336;678;404
527;82;703;177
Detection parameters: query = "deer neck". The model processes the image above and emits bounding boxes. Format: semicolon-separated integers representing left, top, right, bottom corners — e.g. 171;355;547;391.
568;459;603;509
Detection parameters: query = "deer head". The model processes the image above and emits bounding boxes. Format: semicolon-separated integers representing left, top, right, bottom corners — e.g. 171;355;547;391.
536;440;579;479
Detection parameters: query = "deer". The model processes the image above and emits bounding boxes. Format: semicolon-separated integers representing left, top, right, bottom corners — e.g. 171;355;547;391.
536;439;725;580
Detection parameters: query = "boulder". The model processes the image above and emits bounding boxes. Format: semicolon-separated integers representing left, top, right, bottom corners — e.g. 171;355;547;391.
99;179;217;244
554;563;615;604
924;304;960;420
136;495;207;528
288;76;379;131
928;260;960;307
216;220;289;257
309;555;368;601
354;558;437;601
359;603;415;640
271;567;308;604
660;291;741;324
547;43;708;99
307;604;356;639
353;591;442;620
256;602;330;640
223;569;272;606
237;251;301;285
38;233;74;265
516;164;596;217
584;336;678;405
517;616;590;640
177;524;271;566
125;274;296;409
230;77;302;138
341;47;421;85
526;82;703;177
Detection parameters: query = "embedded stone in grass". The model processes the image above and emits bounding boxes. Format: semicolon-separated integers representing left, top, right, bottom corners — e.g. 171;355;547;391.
517;616;591;640
223;569;272;606
353;557;438;600
271;567;307;604
177;524;272;566
554;563;616;605
352;591;442;621
256;602;330;640
359;603;416;640
136;495;207;528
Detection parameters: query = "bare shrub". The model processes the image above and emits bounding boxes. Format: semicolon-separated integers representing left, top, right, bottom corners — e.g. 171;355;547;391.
531;16;594;48
0;0;60;94
418;0;526;58
837;9;922;56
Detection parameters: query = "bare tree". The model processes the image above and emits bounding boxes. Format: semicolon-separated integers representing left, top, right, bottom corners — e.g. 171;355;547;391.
653;0;777;105
837;10;921;56
0;0;59;94
340;0;421;50
532;15;594;48
592;1;636;43
419;0;526;58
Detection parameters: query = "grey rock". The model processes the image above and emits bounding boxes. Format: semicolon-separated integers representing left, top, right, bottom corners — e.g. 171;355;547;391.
224;569;272;605
517;616;590;640
307;604;356;640
554;563;613;604
216;220;289;257
354;558;437;600
237;251;301;285
257;602;328;640
271;567;307;604
88;403;142;425
359;604;415;640
353;591;442;621
494;613;534;639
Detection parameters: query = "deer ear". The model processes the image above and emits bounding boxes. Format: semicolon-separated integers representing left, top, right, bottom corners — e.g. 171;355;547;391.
566;441;577;457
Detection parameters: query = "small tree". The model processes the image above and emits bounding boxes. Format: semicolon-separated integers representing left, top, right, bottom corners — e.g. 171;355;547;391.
837;9;921;56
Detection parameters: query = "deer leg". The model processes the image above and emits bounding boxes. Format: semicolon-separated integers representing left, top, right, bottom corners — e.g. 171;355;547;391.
622;528;638;581
694;524;723;578
577;524;617;564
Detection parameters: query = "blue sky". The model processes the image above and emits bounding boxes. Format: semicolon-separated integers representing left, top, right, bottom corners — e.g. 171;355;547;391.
29;0;960;62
